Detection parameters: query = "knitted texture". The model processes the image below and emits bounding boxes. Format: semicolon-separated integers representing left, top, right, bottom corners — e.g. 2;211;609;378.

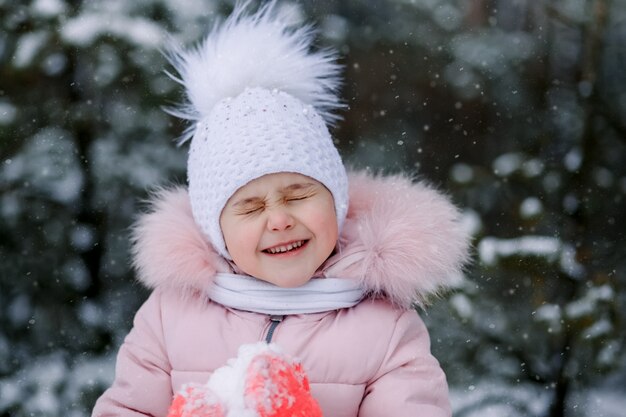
165;1;348;258
188;87;348;258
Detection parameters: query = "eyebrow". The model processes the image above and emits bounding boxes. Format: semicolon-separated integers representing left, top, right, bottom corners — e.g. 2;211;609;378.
231;182;316;207
283;182;316;192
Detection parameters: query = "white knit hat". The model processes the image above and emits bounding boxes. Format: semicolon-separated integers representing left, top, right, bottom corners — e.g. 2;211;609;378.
165;1;348;258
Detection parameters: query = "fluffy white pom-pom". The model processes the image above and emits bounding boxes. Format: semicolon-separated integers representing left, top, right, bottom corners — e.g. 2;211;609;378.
165;0;344;144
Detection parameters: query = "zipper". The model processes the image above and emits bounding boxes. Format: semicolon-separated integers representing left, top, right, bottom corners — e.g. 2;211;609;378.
264;315;285;343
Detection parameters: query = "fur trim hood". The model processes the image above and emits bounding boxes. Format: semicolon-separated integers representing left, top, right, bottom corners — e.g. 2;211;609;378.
131;171;471;308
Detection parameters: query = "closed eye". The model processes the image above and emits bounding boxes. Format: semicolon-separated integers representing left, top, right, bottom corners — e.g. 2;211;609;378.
283;187;315;202
285;191;315;202
236;205;264;215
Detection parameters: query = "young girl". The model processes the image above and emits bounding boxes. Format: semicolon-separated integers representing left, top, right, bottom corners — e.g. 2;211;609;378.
92;2;470;416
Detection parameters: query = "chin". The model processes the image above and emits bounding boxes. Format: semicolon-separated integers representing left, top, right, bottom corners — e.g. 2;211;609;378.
269;274;313;288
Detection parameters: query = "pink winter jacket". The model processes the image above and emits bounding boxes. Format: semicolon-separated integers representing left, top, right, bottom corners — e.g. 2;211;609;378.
92;171;470;417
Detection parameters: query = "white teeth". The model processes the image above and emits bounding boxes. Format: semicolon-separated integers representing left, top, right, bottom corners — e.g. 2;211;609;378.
267;240;304;254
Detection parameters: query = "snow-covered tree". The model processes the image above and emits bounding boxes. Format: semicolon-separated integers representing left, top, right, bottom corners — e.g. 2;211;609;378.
1;1;624;416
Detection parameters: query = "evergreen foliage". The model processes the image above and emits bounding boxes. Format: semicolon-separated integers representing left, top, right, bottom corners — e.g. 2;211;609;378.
1;1;624;415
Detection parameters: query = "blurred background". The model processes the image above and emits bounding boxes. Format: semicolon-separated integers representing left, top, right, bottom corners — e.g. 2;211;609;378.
1;0;625;416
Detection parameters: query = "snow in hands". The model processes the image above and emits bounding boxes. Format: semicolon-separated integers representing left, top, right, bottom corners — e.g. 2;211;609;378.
168;342;322;417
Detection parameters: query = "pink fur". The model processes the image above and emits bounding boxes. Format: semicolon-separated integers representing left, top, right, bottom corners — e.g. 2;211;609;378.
131;172;471;307
131;187;230;294
338;172;471;307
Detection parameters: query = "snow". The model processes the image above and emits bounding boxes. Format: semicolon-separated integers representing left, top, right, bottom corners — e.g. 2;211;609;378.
451;162;474;183
70;224;96;252
7;294;32;326
0;352;117;414
93;44;122;86
585;389;626;417
172;343;312;417
519;197;543;218
65;354;117;397
451;31;534;76
597;342;620;366
31;0;66;17
478;236;587;280
444;70;483;99
61;13;164;48
521;158;544;177
451;380;551;417
461;209;482;237
564;147;582;171
157;0;220;42
559;244;585;279
321;14;349;41
174;343;279;417
492;152;524;177
584;319;612;339
478;236;561;266
204;343;282;417
433;4;462;31
449;293;473;319
0;101;17;125
42;52;68;76
552;0;588;23
0;381;19;409
62;258;90;291
12;31;48;68
90;135;182;189
1;2;623;416
565;285;614;319
2;128;84;204
0;192;20;225
535;303;562;331
0;354;65;414
78;300;105;327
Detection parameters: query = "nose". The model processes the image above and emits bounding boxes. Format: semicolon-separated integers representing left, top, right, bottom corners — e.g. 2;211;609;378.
266;208;294;232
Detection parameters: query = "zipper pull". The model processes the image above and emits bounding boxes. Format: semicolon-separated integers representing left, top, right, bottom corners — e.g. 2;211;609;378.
265;315;285;343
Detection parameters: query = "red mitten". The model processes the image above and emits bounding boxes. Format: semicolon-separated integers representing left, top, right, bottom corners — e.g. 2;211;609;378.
168;343;322;417
167;384;224;417
244;350;323;417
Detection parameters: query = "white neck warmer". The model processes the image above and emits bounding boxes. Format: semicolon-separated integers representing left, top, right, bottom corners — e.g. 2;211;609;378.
207;273;365;315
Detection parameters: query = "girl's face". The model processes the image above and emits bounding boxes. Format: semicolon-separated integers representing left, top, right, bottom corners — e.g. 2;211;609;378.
220;172;338;287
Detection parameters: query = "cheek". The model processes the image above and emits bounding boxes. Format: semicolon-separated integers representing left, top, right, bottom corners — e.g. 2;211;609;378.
223;222;255;257
226;234;259;272
309;206;338;246
322;219;339;247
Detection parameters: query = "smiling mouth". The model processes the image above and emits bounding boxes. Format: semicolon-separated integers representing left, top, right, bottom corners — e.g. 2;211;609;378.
262;240;308;254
